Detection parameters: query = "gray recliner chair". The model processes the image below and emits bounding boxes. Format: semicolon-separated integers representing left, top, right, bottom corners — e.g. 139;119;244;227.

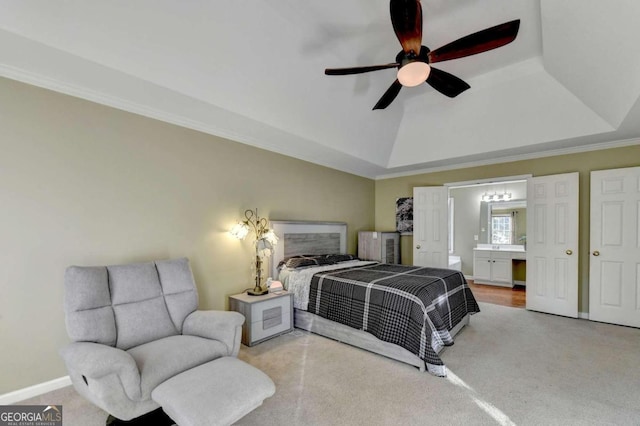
60;258;246;422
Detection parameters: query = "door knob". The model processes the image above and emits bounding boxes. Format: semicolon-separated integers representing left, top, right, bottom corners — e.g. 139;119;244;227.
565;249;573;255
593;250;600;256
416;245;421;249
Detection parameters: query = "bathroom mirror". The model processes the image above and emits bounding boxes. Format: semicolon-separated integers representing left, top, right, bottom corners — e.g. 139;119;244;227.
479;199;527;246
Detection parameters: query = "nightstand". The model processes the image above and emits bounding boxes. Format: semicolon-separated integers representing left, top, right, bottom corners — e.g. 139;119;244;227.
229;291;293;346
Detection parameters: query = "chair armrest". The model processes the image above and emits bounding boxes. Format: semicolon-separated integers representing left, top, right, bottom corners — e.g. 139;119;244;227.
182;310;245;356
59;342;142;400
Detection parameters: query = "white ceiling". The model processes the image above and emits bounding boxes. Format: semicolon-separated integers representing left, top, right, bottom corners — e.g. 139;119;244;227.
1;0;638;178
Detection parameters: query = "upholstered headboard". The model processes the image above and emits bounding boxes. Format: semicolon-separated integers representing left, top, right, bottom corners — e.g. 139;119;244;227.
269;221;347;278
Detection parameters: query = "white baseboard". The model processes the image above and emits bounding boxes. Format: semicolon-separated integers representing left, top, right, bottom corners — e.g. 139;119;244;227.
578;312;589;320
0;376;71;405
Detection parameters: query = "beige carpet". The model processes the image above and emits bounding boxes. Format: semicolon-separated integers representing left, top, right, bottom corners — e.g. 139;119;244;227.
20;303;640;425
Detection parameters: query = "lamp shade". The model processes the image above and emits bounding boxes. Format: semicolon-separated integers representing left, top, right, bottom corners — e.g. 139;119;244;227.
229;222;250;240
262;229;279;246
397;61;431;87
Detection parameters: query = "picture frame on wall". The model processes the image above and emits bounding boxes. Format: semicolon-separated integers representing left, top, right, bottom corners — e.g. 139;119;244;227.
396;197;413;235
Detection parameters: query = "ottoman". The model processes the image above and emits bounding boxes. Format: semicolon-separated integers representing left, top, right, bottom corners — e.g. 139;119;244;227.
151;357;275;426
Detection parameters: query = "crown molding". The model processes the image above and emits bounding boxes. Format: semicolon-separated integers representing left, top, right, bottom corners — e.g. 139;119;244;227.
2;64;637;182
375;138;640;180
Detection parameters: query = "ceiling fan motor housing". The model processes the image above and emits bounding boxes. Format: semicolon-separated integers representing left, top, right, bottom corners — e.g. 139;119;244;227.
396;46;431;68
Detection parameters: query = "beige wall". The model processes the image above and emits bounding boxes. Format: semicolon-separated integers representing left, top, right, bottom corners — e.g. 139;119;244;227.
3;73;640;394
375;144;640;313
0;77;375;393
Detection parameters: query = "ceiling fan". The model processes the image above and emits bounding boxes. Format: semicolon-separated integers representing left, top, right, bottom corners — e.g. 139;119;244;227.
324;0;520;110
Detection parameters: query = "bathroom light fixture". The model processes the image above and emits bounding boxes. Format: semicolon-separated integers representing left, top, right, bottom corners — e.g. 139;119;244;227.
482;190;512;202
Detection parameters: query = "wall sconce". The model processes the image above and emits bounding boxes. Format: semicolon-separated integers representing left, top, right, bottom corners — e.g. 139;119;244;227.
229;208;278;296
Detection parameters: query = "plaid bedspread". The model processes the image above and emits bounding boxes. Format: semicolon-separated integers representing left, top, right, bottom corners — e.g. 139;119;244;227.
307;263;480;376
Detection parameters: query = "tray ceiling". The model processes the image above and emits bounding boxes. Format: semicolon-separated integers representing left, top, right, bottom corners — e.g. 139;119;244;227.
0;0;638;178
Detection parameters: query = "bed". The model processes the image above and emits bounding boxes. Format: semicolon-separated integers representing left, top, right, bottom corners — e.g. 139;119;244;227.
269;221;480;376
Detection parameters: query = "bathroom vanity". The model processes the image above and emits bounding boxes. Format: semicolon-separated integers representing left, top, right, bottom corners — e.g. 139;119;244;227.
473;244;526;287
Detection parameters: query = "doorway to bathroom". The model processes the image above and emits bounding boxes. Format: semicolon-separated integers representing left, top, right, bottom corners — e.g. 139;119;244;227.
446;176;529;308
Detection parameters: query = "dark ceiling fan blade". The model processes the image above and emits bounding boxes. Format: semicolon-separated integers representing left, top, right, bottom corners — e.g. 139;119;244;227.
373;79;403;110
390;0;423;54
426;67;470;98
428;19;520;64
325;63;399;76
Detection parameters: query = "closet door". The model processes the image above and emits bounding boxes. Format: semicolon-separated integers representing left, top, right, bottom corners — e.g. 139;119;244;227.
413;187;448;268
589;166;640;328
526;173;579;317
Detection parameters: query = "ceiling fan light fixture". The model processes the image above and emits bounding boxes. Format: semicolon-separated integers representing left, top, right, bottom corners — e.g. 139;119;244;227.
324;7;520;109
397;61;431;87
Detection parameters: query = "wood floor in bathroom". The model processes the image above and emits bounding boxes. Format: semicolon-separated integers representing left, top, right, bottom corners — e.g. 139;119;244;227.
467;280;526;308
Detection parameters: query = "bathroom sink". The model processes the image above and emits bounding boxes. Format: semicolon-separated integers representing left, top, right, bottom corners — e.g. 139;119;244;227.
475;244;525;252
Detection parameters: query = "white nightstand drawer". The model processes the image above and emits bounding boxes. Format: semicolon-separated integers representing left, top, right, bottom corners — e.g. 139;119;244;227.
250;296;290;320
250;307;291;342
229;291;293;346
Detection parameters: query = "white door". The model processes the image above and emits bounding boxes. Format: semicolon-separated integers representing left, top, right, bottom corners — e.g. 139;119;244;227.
589;166;640;328
526;173;579;317
413;187;448;268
